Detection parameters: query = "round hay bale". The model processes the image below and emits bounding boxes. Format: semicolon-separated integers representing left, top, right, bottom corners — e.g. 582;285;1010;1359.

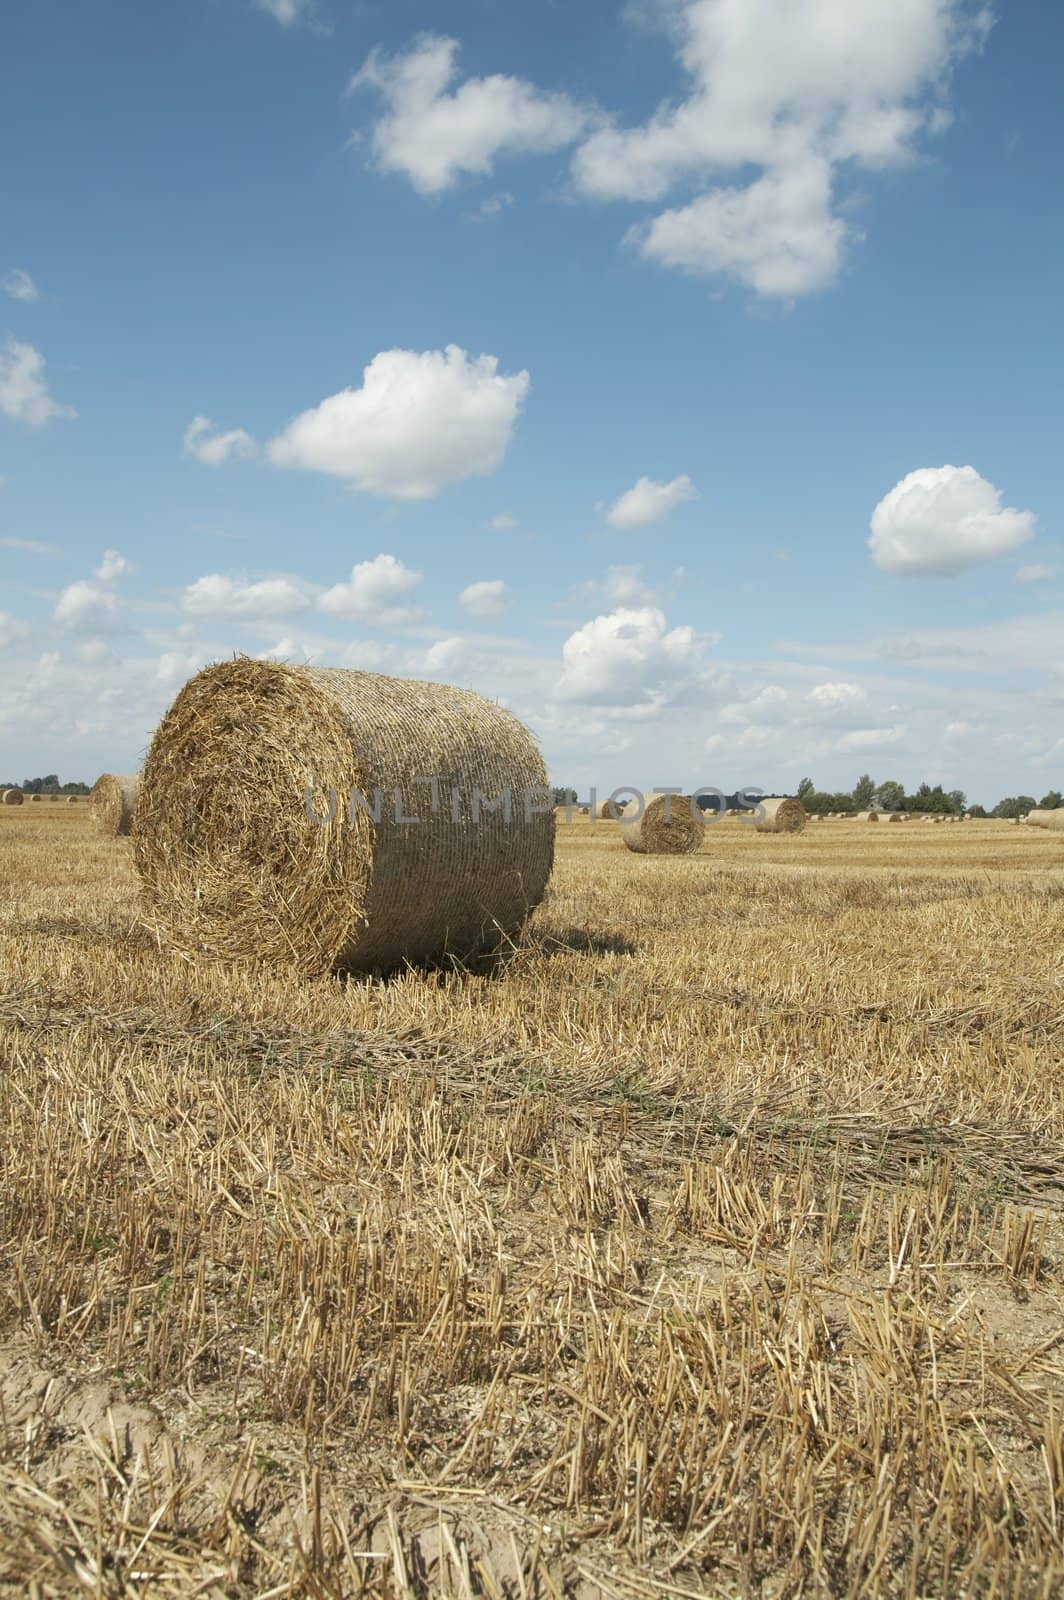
66;794;82;805
29;793;44;803
593;797;627;820
884;811;904;822
619;792;702;855
753;797;807;834
1027;809;1064;832
90;773;139;836
133;660;554;976
2;789;24;806
854;810;879;823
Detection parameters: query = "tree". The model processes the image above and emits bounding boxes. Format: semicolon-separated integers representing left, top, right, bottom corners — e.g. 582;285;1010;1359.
1039;790;1063;809
910;783;953;814
552;787;578;805
875;780;906;812
852;774;876;809
948;789;967;815
969;804;988;818
797;777;814;801
992;795;1037;819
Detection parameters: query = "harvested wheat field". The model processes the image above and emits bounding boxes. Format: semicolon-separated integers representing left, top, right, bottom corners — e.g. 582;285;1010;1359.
2;806;1064;1598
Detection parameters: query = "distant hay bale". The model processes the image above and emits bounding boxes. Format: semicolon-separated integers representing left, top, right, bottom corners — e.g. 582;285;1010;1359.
66;795;81;805
2;789;23;806
29;793;43;803
593;798;627;820
884;812;904;822
1027;809;1064;832
855;810;879;823
90;773;139;836
620;792;703;855
754;797;807;835
133;659;554;976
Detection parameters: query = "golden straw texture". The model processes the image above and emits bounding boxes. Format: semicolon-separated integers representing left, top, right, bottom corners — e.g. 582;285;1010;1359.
754;796;807;835
1027;809;1064;832
133;660;555;975
855;810;880;823
90;773;139;836
593;798;627;820
620;792;703;855
1;789;23;806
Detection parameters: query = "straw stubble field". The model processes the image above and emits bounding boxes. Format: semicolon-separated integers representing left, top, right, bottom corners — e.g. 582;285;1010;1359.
1;807;1063;1598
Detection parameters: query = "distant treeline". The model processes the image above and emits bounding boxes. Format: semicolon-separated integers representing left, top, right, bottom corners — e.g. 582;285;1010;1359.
552;777;1062;818
2;774;91;795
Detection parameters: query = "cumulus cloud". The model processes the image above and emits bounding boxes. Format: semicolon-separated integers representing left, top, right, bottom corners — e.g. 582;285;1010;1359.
0;611;31;650
833;724;906;751
806;681;866;710
2;268;38;302
605;474;697;530
869;465;1035;576
556;605;703;708
0;339;76;426
490;512;517;530
459;578;510;618
183;415;257;466
95;549;134;582
423;636;469;675
53;581;123;634
349;34;589;194
254;0;315;23
319;553;425;626
634;158;847;297
268;346;528;500
181;574;314;619
572;0;990;295
1016;562;1056;584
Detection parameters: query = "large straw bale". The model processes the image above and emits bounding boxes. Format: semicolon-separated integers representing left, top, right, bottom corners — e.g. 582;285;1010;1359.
90;773;139;836
1027;809;1064;832
854;810;879;823
133;660;554;976
1;789;23;806
884;811;904;822
593;798;627;820
754;796;807;834
619;792;703;855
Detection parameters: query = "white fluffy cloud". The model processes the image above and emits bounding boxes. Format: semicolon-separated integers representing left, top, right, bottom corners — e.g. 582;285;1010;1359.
268;346;529;500
572;0;990;295
833;724;907;751
605;473;697;530
53;581;123;634
0;611;31;650
869;465;1035;576
557;605;703;708
319;554;425;626
2;268;38;302
181;574;313;618
806;681;866;710
490;512;517;530
459;578;510;618
96;549;134;581
0;339;76;426
1016;562;1055;585
350;35;589;194
254;0;314;23
183;415;257;466
635;158;846;297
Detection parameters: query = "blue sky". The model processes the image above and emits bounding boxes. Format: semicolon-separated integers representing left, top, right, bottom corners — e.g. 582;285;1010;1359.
1;0;1062;805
